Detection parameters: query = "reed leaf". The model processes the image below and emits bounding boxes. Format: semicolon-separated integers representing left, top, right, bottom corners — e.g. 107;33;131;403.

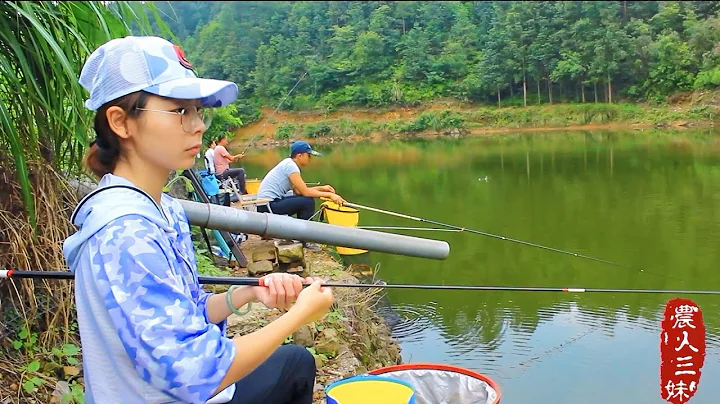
0;102;34;229
0;1;170;231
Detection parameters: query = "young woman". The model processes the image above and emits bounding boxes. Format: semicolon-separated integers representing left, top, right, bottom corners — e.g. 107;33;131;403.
257;141;346;220
62;36;334;404
214;135;247;194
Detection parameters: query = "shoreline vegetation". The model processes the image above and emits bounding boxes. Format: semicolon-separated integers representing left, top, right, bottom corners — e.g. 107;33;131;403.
167;0;720;146
228;94;720;150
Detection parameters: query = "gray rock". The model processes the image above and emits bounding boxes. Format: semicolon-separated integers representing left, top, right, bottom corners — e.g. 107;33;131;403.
292;324;315;347
275;240;304;263
287;264;309;277
247;260;275;275
315;328;340;357
253;250;276;262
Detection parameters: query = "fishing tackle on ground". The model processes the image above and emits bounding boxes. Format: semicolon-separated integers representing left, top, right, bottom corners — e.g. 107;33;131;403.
325;364;503;404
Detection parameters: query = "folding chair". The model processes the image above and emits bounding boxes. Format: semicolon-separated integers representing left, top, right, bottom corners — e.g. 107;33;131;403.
181;169;248;267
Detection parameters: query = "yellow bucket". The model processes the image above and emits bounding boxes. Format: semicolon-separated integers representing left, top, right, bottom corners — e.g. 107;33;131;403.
245;178;261;195
322;201;368;255
325;375;415;404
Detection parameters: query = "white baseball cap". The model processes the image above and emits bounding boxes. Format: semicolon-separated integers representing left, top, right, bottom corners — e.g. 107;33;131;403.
79;36;238;110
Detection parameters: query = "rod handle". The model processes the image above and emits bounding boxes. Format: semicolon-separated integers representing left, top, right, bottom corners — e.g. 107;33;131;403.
257;277;326;288
257;277;311;288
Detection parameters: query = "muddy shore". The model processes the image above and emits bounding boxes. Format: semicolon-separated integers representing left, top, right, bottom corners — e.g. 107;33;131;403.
229;95;718;152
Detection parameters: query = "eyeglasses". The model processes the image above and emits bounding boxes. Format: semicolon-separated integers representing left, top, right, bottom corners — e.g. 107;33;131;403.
135;105;214;133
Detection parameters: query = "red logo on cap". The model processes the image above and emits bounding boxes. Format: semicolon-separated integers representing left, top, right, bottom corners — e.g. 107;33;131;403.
173;45;193;70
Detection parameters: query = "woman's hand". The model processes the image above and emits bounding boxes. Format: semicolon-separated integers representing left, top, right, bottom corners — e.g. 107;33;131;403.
289;278;334;324
319;184;336;193
252;273;304;310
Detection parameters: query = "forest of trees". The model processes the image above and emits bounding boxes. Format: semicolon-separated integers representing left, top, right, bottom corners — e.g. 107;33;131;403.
148;1;720;116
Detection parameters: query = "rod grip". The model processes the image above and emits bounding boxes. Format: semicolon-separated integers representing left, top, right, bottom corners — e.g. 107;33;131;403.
257;276;318;288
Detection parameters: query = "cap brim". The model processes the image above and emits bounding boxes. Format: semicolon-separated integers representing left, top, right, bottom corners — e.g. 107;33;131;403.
310;150;322;156
143;77;239;107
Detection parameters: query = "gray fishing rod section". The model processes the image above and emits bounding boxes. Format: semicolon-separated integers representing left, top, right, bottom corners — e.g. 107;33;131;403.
68;179;450;260
181;200;449;259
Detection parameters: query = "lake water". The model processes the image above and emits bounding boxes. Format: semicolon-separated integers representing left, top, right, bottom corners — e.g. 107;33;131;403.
239;129;720;403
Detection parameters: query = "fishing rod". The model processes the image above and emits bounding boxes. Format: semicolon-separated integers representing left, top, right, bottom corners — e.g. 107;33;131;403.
336;200;636;271
240;71;309;155
359;226;462;232
3;270;719;296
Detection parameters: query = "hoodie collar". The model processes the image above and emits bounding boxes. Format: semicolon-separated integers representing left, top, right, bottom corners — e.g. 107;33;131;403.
63;174;177;271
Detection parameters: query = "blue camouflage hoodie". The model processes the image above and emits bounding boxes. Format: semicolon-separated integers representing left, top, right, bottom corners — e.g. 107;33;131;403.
63;174;236;403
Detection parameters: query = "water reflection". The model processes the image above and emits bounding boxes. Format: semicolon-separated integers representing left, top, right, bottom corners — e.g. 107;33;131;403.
385;297;720;352
239;129;720;402
388;299;720;403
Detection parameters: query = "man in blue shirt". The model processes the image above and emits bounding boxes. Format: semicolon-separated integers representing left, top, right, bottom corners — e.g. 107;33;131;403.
257;141;345;220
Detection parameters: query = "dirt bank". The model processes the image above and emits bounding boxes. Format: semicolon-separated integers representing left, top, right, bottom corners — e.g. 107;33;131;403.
230;97;718;151
231;118;714;152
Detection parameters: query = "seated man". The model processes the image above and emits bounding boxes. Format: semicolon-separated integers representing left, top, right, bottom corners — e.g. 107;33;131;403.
213;135;247;193
257;141;345;220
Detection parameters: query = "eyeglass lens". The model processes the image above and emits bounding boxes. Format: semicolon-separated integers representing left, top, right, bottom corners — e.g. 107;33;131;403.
182;106;214;132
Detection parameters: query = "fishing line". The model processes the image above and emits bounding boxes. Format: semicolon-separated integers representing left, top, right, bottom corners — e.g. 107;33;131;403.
339;201;638;271
497;327;596;380
4;270;720;295
358;226;462;232
240;71;309;154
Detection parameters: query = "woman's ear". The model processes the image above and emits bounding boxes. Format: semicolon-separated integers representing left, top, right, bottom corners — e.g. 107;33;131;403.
106;106;130;139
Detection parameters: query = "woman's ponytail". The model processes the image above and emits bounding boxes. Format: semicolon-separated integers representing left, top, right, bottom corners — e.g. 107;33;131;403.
83;91;149;179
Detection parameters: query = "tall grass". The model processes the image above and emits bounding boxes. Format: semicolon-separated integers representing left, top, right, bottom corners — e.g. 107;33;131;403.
0;1;170;229
0;2;171;400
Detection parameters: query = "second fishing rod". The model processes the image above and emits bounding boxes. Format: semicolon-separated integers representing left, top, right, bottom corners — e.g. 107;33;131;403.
325;199;638;271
